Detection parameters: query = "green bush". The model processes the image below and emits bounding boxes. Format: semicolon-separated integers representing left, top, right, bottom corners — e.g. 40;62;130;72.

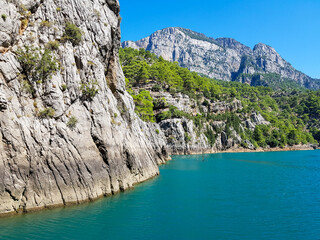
67;116;78;129
153;97;168;110
204;126;216;146
151;84;162;92
63;22;82;45
36;49;60;82
184;132;191;143
40;20;53;28
16;46;60;83
16;46;40;76
38;107;55;118
21;80;35;95
81;79;99;100
1;14;7;21
61;84;67;91
46;40;60;50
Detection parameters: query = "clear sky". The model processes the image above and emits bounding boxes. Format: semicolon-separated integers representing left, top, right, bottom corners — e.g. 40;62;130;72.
119;0;320;79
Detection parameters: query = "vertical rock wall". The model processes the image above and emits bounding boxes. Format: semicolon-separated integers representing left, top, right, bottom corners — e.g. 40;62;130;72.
0;0;168;215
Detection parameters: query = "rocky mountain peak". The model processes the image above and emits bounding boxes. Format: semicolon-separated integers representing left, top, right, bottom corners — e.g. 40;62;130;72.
215;38;252;55
122;27;320;89
253;43;281;59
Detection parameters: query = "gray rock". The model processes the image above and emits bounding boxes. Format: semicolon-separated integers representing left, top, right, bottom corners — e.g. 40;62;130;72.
209;99;242;113
245;119;255;131
251;112;270;125
0;0;169;215
244;140;255;150
151;92;197;113
159;118;210;154
123;27;320;89
221;131;228;147
0;0;20;48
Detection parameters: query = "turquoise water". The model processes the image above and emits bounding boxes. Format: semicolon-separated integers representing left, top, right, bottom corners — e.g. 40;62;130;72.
0;150;319;240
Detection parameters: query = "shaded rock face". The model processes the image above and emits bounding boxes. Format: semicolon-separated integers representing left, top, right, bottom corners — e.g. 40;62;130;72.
244;112;269;131
0;91;7;111
159;118;209;155
0;0;169;215
250;112;270;125
213;129;242;151
122;27;320;89
208;99;242;113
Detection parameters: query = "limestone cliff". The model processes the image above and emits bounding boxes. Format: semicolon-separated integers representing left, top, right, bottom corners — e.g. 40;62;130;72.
122;27;320;89
0;0;169;215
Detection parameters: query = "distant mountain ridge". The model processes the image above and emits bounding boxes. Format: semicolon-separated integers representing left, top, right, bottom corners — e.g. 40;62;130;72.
122;27;320;90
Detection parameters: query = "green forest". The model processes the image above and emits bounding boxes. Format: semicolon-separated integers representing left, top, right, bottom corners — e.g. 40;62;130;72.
120;47;320;148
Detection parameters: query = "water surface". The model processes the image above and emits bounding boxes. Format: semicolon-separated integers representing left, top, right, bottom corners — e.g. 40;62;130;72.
0;150;319;239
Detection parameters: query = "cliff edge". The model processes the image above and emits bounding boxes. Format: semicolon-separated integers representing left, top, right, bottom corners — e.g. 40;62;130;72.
0;0;168;215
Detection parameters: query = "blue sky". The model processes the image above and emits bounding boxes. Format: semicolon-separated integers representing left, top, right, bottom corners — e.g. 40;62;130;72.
119;0;320;79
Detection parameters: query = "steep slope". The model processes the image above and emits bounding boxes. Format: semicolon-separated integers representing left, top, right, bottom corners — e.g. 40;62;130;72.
122;27;320;90
120;48;320;158
0;0;169;215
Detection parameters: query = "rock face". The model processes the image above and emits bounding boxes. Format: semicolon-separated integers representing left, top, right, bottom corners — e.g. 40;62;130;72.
0;0;169;215
159;118;209;155
122;27;320;89
208;100;242;113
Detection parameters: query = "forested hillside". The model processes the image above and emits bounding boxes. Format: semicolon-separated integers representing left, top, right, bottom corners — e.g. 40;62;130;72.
120;47;320;149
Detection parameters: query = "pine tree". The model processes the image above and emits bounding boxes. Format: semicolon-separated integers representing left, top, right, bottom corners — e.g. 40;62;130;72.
137;65;149;85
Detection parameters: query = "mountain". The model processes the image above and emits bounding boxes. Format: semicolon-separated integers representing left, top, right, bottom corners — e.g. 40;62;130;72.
122;27;320;90
119;47;320;157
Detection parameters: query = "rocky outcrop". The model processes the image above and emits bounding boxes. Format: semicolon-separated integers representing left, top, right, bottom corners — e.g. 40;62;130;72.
244;112;269;131
208;100;242;113
122;27;320;89
0;0;169;215
151;91;198;115
213;129;242;151
251;112;270;125
159;118;209;155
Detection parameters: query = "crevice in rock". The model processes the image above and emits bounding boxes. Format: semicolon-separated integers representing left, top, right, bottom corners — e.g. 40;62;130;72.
124;147;134;173
105;0;120;15
45;159;66;205
91;134;109;166
5;188;19;201
105;27;119;94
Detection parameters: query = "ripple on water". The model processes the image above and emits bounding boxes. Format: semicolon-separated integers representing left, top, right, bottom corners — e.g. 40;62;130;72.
0;150;319;240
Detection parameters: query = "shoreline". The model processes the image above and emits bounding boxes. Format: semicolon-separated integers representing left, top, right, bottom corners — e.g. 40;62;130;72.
0;172;161;218
0;145;318;218
176;144;319;156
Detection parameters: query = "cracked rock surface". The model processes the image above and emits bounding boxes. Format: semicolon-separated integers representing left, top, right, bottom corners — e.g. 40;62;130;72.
0;0;169;215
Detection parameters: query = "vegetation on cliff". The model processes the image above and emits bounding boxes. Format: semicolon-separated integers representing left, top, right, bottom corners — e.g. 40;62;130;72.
120;47;320;148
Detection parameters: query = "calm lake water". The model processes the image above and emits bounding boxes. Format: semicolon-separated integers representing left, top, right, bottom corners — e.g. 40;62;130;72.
0;150;319;240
